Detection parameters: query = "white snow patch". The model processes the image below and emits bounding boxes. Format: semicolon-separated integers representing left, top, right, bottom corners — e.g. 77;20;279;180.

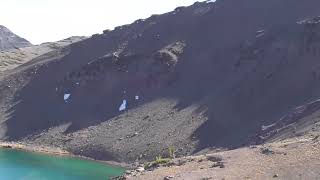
113;52;119;58
205;0;215;3
256;30;265;33
119;100;127;111
256;33;265;38
135;96;139;100
261;123;276;131
64;94;71;101
308;98;320;104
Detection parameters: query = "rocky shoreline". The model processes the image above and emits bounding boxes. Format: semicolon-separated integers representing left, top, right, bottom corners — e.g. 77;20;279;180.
0;141;69;155
0;141;129;169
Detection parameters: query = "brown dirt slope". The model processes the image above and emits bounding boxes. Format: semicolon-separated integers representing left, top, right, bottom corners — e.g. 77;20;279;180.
129;133;320;180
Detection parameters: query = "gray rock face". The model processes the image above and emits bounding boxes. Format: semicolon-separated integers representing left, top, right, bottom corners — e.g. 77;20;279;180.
0;25;31;50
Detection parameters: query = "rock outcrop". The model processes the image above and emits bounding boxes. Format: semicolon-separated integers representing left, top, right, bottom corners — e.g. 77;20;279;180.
0;25;31;50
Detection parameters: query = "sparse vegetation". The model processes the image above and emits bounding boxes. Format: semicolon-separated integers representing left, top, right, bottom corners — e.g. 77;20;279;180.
156;155;171;164
144;147;176;169
168;147;175;159
144;155;171;169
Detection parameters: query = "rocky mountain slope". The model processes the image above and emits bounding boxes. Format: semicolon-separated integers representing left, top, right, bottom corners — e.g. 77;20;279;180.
1;0;320;168
125;106;320;179
0;25;31;50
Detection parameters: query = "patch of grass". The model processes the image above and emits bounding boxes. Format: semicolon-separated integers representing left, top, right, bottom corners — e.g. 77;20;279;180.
155;155;171;164
144;155;171;169
144;147;176;170
168;147;175;159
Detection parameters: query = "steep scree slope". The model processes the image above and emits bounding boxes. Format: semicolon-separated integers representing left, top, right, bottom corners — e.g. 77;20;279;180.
1;0;320;163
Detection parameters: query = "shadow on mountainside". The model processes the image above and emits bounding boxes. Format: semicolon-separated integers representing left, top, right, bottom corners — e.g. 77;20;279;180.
3;0;320;153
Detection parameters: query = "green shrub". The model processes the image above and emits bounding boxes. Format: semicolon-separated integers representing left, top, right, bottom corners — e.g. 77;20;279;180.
144;147;176;169
168;147;175;159
155;155;171;164
144;156;171;169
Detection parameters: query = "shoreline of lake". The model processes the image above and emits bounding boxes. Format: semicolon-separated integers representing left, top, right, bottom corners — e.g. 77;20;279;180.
0;147;125;179
0;141;130;169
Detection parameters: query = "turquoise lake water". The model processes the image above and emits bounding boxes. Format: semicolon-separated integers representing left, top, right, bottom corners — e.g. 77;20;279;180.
0;148;124;180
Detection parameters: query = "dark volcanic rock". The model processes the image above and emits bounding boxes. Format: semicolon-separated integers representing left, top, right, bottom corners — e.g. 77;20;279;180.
0;25;31;50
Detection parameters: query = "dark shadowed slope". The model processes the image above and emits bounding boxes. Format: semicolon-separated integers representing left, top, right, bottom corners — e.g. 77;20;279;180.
1;0;320;163
0;25;31;50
